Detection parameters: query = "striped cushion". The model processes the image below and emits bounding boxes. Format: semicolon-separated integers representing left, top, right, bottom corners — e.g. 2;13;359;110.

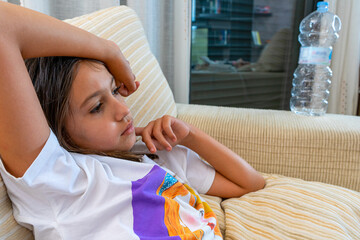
222;174;360;239
65;6;177;128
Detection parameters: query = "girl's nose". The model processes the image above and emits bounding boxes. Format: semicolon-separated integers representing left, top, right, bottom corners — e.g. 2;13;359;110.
112;98;130;122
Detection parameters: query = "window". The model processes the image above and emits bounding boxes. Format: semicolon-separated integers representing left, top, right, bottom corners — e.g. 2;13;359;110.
190;0;319;110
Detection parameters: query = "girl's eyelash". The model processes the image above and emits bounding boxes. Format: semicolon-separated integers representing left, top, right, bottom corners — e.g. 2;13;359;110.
90;86;120;114
112;86;121;95
90;103;103;114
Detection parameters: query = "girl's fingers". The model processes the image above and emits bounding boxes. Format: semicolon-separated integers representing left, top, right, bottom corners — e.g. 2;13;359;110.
139;122;157;153
143;135;156;153
105;41;138;96
135;127;144;136
135;81;140;90
117;83;128;96
153;119;172;151
152;140;166;151
118;81;140;97
136;116;182;153
162;116;177;142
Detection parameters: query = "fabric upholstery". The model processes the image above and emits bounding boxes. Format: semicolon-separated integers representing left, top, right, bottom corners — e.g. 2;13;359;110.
222;174;360;239
177;103;360;192
64;6;177;128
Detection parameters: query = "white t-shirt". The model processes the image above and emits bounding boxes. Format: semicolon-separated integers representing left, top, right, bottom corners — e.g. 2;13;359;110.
0;130;222;240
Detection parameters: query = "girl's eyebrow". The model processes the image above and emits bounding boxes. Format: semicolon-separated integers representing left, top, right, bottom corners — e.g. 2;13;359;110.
80;77;115;109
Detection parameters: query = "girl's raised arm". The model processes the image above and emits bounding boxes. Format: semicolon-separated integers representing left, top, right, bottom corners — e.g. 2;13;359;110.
0;2;136;177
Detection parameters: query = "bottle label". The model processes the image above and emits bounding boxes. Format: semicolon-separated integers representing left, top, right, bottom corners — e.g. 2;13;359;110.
298;47;332;66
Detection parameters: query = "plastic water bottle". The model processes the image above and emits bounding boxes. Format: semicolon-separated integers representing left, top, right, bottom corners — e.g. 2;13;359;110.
290;2;341;116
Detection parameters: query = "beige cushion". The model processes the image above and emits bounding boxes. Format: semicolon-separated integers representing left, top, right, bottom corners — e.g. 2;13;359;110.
222;174;360;239
65;6;177;127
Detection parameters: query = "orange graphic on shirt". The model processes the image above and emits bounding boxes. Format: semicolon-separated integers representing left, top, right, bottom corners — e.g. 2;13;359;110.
156;175;222;239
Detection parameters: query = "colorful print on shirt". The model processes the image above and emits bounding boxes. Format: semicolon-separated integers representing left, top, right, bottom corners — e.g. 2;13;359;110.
131;165;222;240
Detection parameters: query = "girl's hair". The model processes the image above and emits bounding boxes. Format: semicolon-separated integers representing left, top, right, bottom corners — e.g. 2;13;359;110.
25;56;154;162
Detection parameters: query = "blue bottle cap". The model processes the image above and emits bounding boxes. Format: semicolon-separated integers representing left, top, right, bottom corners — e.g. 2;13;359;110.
317;1;329;12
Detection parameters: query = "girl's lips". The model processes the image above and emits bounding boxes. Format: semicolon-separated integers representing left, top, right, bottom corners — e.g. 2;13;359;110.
121;122;134;136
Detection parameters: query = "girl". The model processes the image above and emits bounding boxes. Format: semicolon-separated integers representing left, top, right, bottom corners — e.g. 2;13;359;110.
0;2;265;239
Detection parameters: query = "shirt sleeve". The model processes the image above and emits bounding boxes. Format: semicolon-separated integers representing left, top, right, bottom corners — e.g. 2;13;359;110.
150;144;216;194
20;130;86;197
0;130;87;229
183;147;216;194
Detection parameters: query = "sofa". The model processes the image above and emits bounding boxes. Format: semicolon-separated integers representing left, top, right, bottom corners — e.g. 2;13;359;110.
0;6;359;239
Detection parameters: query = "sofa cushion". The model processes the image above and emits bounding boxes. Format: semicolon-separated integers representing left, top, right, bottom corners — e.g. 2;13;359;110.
221;174;360;239
64;6;177;128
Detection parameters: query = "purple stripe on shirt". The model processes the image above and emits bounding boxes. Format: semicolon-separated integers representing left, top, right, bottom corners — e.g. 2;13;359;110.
131;165;181;240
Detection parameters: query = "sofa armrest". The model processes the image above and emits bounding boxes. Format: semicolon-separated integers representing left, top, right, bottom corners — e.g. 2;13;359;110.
176;103;360;192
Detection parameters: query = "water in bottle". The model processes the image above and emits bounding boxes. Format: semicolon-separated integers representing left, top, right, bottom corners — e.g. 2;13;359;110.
290;1;341;116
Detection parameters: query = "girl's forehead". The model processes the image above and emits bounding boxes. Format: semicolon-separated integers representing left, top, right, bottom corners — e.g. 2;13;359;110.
73;61;111;86
70;62;113;106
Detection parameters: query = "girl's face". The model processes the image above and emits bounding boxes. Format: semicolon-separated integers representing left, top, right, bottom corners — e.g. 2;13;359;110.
64;61;136;152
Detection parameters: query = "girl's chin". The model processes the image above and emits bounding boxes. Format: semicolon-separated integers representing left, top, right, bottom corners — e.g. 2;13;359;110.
119;134;137;151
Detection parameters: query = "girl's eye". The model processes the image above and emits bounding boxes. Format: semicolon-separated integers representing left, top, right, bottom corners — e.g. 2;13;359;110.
112;86;121;95
90;103;103;114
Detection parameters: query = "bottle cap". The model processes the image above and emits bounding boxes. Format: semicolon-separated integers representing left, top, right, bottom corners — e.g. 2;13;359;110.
317;2;329;12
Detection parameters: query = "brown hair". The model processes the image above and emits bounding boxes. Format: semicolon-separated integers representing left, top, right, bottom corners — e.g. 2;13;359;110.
25;56;155;161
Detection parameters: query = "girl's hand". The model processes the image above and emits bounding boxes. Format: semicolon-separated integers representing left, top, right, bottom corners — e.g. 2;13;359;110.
103;40;140;97
135;115;191;153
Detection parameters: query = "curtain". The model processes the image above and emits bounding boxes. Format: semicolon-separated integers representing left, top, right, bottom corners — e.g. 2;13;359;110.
123;0;191;103
21;0;119;20
326;0;360;115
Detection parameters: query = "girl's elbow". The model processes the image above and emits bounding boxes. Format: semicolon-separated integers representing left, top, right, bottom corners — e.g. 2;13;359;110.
251;174;266;192
241;175;266;196
257;174;266;189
